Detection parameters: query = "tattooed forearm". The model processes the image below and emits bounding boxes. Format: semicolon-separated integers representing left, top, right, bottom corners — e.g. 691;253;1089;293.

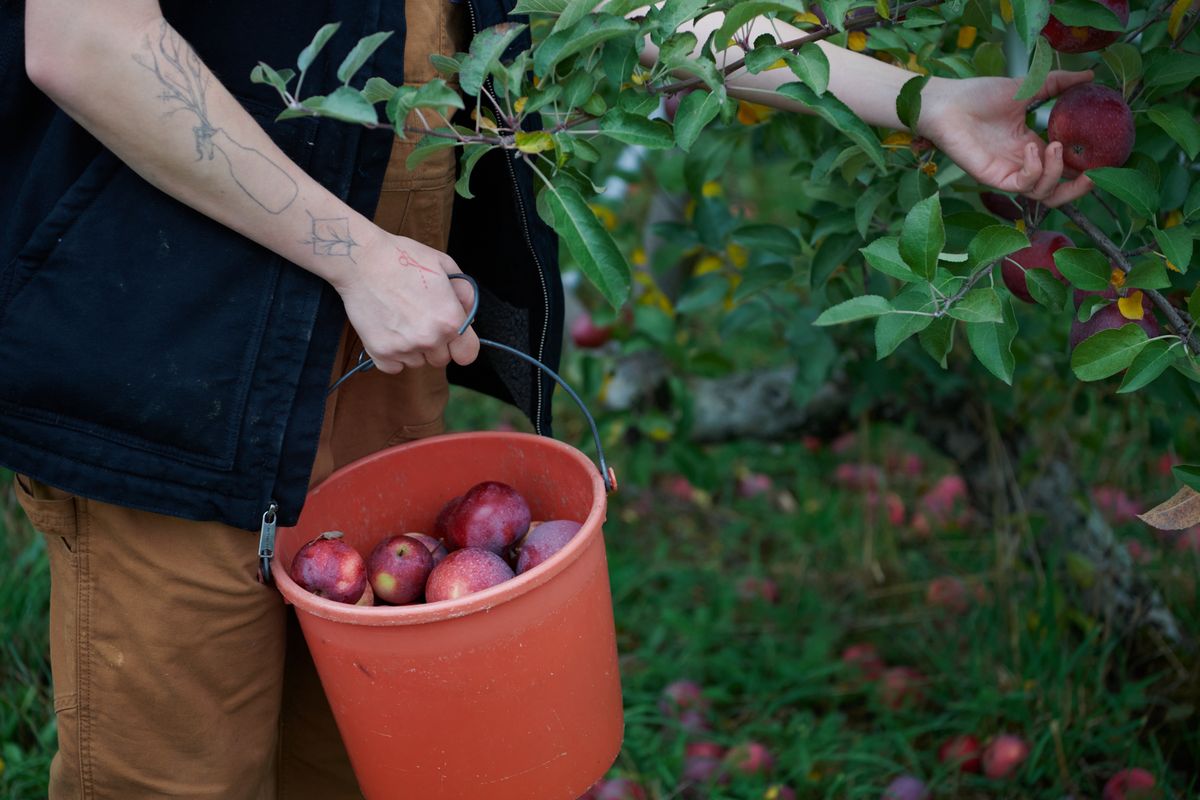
133;21;299;214
303;211;360;262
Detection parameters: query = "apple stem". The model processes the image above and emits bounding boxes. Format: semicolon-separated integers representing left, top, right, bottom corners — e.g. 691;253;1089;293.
1060;203;1200;355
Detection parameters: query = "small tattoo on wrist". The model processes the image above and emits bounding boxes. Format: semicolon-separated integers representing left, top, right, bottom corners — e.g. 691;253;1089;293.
303;211;359;261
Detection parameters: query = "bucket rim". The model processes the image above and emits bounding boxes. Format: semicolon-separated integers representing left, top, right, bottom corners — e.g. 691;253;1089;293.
274;430;609;625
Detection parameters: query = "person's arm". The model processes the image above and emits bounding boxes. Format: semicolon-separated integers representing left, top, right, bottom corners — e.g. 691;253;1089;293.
25;0;478;372
637;8;1093;207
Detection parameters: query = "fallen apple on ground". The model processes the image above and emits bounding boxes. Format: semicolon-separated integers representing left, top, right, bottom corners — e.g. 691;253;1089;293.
289;531;368;605
1102;768;1157;800
937;733;982;773
982;734;1030;779
882;774;928;800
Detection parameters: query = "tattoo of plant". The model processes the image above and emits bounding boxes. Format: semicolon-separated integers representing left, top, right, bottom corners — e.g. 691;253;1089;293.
303;211;359;261
133;21;299;214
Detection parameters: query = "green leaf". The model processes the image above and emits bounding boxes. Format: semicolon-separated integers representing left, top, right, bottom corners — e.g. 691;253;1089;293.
899;194;945;280
965;294;1018;384
968;225;1029;268
550;0;601;36
713;1;808;47
1144;53;1200;91
1054;247;1113;290
1117;339;1181;393
544;183;632;308
875;284;937;358
949;288;1004;323
653;0;709;38
337;31;393;85
250;63;296;98
783;47;831;96
461;23;527;97
658;30;699;67
361;76;399;104
1011;0;1051;48
1174;465;1200;493
811;233;864;288
1126;257;1171;288
814;295;893;326
515;130;556;153
861;237;919;282
1070;323;1150;381
405;135;459;170
1087;167;1159;218
599;109;675;148
855;183;891;239
533;16;635;77
1101;43;1142;88
919;316;956;367
895;75;929;132
1148;106;1200;160
298;23;341;74
454;144;492;199
303;87;379;124
777;82;886;170
412;79;466;112
676;275;729;313
673;90;724;152
1076;293;1110;322
973;42;1006;76
1013;36;1051;102
1026;268;1068;308
734;262;795;300
1047;0;1125;30
511;0;568;13
732;224;800;254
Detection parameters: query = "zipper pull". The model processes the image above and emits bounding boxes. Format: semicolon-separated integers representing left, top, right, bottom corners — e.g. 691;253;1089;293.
257;501;279;585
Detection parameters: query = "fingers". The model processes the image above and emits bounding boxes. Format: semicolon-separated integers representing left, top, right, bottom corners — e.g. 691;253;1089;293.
1041;173;1094;208
1034;69;1095;103
1006;141;1043;194
1025;142;1064;201
448;326;481;366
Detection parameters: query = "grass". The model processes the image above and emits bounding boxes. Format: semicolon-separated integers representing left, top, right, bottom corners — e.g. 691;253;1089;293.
1;389;1196;799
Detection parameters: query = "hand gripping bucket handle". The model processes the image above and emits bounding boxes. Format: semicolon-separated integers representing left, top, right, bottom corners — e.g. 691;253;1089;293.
261;273;616;584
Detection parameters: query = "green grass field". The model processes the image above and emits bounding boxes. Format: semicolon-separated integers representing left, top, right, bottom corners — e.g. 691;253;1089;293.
1;387;1197;799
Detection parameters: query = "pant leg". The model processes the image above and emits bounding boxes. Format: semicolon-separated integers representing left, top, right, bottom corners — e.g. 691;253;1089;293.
16;475;286;800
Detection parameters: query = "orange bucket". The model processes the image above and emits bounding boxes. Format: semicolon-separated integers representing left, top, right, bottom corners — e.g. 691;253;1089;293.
273;431;624;799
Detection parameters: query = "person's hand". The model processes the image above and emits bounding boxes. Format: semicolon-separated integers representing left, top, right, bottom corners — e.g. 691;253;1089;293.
918;70;1096;208
333;232;480;372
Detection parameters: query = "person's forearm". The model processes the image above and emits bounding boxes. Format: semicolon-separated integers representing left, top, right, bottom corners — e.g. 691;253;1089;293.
25;4;378;290
638;7;945;134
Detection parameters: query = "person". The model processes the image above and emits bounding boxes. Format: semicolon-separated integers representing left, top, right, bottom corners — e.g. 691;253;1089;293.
2;0;1091;797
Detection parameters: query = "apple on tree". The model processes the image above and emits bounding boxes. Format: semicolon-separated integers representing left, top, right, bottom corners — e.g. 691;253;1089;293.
1042;0;1129;53
1070;288;1159;351
1002;231;1073;304
1047;83;1135;173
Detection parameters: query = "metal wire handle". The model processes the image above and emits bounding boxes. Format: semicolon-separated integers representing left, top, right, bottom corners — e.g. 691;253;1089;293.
327;273;616;494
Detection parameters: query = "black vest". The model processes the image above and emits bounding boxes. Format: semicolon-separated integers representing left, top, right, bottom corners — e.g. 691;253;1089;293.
0;0;562;529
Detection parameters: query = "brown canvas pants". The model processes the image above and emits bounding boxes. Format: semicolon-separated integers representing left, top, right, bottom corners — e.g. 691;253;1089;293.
15;3;470;796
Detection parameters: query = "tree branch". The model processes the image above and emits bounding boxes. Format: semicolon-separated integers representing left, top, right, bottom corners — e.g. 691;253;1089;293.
1059;203;1200;355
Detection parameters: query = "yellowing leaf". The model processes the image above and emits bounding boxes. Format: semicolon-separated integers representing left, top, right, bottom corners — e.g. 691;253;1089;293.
631;246;647;266
589;202;618;230
634;272;675;315
701;180;724;198
736;100;774;125
1137;486;1200;530
883;131;914;148
794;11;822;25
685;198;697;220
694;255;723;275
514;96;528;113
1164;209;1183;228
1168;0;1190;39
1167;259;1181;273
906;52;929;75
1118;290;1145;320
1000;0;1013;23
727;243;749;268
515;130;555;154
848;31;869;51
957;26;978;48
1110;268;1126;288
921;161;939;177
1015;219;1027;233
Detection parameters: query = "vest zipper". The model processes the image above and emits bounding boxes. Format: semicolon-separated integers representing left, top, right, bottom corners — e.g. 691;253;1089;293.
465;0;551;436
257;500;279;583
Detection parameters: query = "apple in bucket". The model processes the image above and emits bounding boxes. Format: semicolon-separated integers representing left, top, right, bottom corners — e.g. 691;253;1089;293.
366;533;434;605
443;480;532;553
288;531;368;605
425;547;516;602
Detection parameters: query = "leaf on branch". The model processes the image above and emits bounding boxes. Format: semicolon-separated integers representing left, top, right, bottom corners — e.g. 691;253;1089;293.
965;294;1018;384
1046;0;1125;31
1053;247;1112;291
777;82;887;169
1013;36;1051;102
948;288;1004;323
1117;339;1181;393
543;183;632;308
899;194;945;280
1138;486;1200;530
673;89;724;152
454;144;491;199
1174;465;1200;494
919;316;957;368
461;23;527;96
813;295;893;326
338;31;394;86
361;76;399;104
896;74;930;132
1011;0;1051;47
303;87;379;125
1086;167;1160;218
1152;226;1194;274
533;16;635;78
1025;268;1068;309
1070;323;1150;381
876;284;937;358
968;225;1029;269
298;23;342;74
405;134;459;171
599;109;675;148
861;236;919;282
1147;106;1200;160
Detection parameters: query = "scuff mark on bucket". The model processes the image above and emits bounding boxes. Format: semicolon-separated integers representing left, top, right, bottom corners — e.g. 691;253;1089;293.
354;661;374;679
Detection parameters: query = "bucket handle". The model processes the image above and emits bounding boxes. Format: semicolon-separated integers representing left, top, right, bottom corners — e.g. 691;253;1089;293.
327;273;617;495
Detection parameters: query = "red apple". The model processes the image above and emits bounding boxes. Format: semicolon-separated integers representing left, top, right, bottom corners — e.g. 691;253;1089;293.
835;462;884;491
841;642;886;681
937;734;983;773
1042;0;1129;53
725;741;774;775
682;742;729;791
570;311;614;349
737;575;781;604
405;531;449;566
981;191;1023;221
443;481;531;554
878;667;925;709
926;576;970;615
982;734;1030;779
1103;768;1157;800
366;533;435;605
433;495;462;540
356;582;375;606
882;775;929;800
593;777;648;800
1047;83;1135;173
737;471;774;498
919;474;971;529
1070;289;1158;350
1002;230;1073;304
515;519;582;573
424;547;515;602
866;490;906;527
289;531;367;604
660;679;709;716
